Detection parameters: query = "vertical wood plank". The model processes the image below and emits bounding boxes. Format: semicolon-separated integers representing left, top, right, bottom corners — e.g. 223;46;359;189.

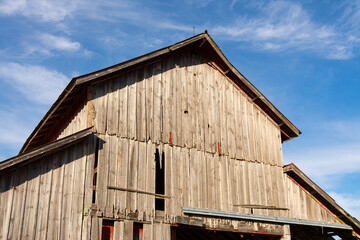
107;77;120;135
127;140;138;212
118;73;129;138
136;67;146;141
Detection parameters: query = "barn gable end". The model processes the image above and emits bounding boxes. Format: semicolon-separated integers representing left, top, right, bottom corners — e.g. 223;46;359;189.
1;33;359;240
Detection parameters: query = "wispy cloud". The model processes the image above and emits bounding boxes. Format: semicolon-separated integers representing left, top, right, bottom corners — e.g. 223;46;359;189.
0;62;69;104
39;34;81;51
212;0;360;59
328;192;360;220
0;0;78;22
0;110;30;147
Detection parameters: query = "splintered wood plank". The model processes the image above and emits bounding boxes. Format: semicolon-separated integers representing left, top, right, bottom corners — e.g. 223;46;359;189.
127;140;138;212
107;77;120;135
116;138;129;216
145;63;154;142
152;60;162;144
106;136;118;217
118;73;129;138
233;159;242;210
47;152;65;239
137;141;147;214
128;70;137;140
145;142;155;214
136;67;146;141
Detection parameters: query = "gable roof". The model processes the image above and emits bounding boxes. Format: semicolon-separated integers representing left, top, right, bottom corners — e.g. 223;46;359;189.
1;127;93;173
284;163;360;236
20;31;301;154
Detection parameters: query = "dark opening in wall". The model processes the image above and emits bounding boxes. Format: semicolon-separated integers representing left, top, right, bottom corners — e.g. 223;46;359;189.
133;223;143;240
155;149;165;211
102;220;114;240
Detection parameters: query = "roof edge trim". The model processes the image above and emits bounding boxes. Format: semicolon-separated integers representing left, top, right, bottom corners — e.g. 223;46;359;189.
284;163;360;234
3;127;93;173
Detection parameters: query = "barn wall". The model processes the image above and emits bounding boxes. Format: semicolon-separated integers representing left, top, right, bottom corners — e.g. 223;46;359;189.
56;102;88;140
284;175;340;223
0;140;92;240
95;135;288;220
88;52;283;167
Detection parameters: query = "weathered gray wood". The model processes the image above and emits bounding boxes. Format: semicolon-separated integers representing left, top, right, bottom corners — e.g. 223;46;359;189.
106;77;120;135
127;140;138;211
123;220;133;240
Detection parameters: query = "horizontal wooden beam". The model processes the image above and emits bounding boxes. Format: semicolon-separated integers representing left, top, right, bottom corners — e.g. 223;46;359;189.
107;186;171;199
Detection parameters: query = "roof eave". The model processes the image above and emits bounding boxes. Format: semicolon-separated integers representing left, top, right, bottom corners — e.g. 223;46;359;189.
284;163;360;234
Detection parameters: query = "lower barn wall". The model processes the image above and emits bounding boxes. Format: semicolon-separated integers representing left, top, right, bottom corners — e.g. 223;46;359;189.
0;140;91;240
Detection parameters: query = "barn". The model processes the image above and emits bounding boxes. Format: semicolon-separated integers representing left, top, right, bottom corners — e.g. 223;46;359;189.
0;32;359;240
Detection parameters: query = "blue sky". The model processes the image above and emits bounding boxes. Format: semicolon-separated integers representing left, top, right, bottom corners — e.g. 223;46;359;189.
0;0;359;219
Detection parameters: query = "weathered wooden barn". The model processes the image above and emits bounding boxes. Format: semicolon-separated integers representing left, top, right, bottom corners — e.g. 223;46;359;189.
1;32;359;240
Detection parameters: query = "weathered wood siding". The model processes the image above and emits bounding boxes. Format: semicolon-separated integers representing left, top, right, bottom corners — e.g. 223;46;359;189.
0;140;91;240
284;175;340;223
88;52;283;166
56;102;88;140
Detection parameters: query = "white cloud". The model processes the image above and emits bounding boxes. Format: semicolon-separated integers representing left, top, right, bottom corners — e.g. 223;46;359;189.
0;0;77;21
0;62;69;104
328;192;360;220
39;34;81;52
212;0;360;59
0;111;30;147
